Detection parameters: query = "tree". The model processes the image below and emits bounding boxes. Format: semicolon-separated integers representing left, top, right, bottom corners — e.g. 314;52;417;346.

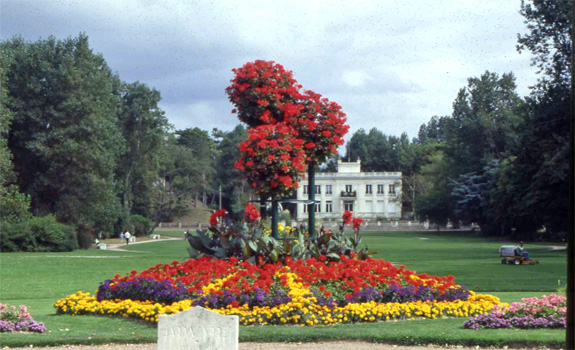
517;0;571;93
443;71;524;176
0;49;31;223
234;124;305;200
414;151;456;228
508;0;571;237
415;116;449;144
176;127;217;207
116;82;170;228
226;60;304;127
227;60;349;237
148;136;194;230
214;125;251;217
2;34;123;232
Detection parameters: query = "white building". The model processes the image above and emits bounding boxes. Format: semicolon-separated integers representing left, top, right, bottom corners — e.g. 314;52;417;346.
295;159;402;222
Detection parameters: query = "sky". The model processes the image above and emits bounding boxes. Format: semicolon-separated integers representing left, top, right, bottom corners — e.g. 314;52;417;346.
0;0;539;140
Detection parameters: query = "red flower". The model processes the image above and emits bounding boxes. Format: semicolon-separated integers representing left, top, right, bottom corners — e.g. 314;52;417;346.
352;217;363;230
342;210;353;225
210;209;227;226
244;203;261;223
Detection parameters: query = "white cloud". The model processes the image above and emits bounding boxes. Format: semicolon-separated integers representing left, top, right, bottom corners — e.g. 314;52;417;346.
1;0;539;139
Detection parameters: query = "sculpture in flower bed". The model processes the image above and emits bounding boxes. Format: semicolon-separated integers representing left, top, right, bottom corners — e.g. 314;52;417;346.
0;303;47;333
464;294;566;330
55;256;502;326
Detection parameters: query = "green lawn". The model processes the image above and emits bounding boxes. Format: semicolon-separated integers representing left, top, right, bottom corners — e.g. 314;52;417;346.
363;230;566;292
0;231;567;348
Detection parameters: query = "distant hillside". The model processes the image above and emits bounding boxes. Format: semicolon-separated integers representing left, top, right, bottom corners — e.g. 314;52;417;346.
172;204;212;224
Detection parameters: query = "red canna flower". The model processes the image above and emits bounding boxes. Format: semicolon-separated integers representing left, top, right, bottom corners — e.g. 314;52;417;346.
352;217;363;230
342;210;353;225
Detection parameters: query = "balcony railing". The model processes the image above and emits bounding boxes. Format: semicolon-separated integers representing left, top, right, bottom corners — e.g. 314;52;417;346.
341;191;357;198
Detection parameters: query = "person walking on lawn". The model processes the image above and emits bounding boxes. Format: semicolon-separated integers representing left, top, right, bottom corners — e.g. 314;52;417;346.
124;230;131;245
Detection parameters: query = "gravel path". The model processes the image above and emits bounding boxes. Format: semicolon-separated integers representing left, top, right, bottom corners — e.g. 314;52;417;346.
3;342;517;350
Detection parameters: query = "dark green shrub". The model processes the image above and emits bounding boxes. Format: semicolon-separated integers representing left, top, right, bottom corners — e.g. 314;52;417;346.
77;229;94;250
28;215;78;251
0;215;77;252
0;186;31;223
129;214;152;236
0;220;34;252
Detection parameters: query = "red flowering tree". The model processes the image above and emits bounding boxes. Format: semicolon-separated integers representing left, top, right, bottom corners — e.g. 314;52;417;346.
288;90;349;164
234;123;305;199
225;60;305;127
289;90;349;235
227;60;349;238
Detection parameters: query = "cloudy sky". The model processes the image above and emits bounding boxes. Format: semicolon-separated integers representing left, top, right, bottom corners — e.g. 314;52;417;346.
1;0;538;139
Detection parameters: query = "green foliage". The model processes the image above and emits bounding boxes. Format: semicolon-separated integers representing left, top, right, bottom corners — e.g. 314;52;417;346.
444;71;524;175
186;224;284;264
116;82;170;224
0;185;31;223
129;214;152;236
0;215;77;252
517;0;572;91
214;125;251;217
186;220;373;264
2;34;123;232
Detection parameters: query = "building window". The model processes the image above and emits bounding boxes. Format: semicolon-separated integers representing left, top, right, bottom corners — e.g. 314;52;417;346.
303;204;308;213
315;185;321;194
377;184;384;194
389;184;396;195
303;185;308;194
344;201;354;212
326;201;333;212
326;185;332;195
315;202;321;213
366;184;372;194
345;185;352;193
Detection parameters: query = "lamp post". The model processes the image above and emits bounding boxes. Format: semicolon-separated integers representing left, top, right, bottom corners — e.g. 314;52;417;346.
308;162;316;238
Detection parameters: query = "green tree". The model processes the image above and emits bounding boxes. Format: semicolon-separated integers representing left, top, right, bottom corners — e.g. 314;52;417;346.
0;52;31;223
444;71;524;176
116;82;170;228
176;127;217;207
414;151;456;228
214;125;250;217
2;34;123;232
149;136;194;230
415;116;449;144
504;0;572;238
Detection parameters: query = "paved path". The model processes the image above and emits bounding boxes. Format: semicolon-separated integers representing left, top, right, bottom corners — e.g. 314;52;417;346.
4;342;519;350
104;237;183;252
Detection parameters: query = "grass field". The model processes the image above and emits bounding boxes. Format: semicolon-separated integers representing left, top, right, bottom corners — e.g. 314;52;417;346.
0;230;567;348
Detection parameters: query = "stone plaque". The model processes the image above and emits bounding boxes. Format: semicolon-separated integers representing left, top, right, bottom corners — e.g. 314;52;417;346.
158;307;238;350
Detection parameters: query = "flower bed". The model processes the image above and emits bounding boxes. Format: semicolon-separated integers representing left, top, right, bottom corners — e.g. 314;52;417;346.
0;303;47;333
464;294;566;330
55;256;502;326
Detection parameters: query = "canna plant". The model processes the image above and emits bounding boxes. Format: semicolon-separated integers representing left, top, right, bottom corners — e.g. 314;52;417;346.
186;205;373;263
